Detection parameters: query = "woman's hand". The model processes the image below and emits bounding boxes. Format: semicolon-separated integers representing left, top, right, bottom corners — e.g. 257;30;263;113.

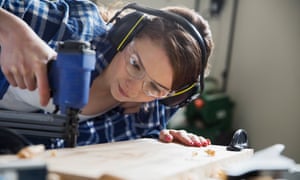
159;129;211;147
0;8;57;106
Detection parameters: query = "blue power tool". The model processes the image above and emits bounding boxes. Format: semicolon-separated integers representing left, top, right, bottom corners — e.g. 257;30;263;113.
48;40;96;114
47;40;96;146
0;40;96;149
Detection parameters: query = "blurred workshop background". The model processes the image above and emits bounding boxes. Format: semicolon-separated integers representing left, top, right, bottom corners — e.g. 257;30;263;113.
97;0;300;162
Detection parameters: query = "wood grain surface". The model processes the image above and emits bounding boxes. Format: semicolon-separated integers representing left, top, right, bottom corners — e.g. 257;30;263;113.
44;138;253;180
0;139;253;180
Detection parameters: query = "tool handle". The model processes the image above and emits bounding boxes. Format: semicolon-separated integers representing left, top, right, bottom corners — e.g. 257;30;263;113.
48;41;96;114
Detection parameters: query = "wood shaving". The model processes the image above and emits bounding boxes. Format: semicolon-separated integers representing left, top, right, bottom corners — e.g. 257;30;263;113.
50;150;57;157
205;149;215;157
17;144;45;159
216;169;227;180
192;151;198;157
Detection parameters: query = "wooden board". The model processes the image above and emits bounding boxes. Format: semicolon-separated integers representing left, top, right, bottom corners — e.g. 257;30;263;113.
45;139;253;180
0;139;253;179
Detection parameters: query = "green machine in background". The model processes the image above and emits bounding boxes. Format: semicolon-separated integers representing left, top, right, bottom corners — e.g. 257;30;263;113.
177;77;235;145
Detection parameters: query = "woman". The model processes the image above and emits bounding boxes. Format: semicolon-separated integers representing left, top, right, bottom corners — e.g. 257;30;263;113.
0;0;214;148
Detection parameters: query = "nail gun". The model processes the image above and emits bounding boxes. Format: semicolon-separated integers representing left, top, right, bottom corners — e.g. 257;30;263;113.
0;40;96;150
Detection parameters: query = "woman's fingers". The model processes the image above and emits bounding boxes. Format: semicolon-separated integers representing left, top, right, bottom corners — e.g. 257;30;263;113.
6;65;26;89
189;134;210;147
160;129;211;147
23;73;36;91
36;62;50;106
2;68;17;87
159;129;174;143
169;129;195;146
189;133;203;147
21;63;36;91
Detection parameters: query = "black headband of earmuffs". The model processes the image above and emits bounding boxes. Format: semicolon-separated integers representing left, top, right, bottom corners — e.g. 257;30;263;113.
107;3;208;108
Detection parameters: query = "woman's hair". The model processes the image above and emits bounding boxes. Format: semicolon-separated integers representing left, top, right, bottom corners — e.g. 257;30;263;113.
97;2;214;91
135;6;214;91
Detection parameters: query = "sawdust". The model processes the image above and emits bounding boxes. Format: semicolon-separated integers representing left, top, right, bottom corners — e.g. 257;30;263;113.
17;144;45;159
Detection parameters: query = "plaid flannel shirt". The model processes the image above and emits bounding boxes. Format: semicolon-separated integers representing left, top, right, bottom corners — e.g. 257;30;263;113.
0;0;178;148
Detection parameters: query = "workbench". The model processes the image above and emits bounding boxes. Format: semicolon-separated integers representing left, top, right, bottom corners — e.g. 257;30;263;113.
0;138;253;180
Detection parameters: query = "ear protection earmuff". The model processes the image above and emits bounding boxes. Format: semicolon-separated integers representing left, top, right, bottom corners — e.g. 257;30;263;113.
107;3;208;108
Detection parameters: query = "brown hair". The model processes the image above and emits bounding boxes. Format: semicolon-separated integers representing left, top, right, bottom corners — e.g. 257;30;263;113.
135;6;214;91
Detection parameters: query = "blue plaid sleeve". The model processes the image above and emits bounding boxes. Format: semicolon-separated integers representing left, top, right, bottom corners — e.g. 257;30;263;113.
0;0;107;48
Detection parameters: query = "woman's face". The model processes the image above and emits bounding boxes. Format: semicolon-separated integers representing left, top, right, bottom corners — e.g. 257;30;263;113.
109;37;173;102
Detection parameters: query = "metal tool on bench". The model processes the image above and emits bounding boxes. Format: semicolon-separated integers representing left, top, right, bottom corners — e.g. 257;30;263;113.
0;40;96;150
